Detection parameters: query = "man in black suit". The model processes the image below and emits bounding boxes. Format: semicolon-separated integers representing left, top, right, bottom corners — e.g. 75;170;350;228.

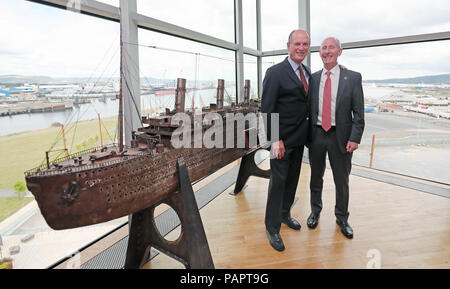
261;29;311;251
306;37;365;239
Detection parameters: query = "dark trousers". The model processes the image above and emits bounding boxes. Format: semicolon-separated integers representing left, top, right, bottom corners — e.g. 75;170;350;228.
309;127;352;222
265;145;304;234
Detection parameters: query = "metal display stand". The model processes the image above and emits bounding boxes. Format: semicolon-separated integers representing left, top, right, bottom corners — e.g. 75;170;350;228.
124;158;214;269
230;149;271;196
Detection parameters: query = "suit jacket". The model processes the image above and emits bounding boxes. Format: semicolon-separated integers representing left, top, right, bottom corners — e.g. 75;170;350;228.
261;57;311;148
309;67;365;154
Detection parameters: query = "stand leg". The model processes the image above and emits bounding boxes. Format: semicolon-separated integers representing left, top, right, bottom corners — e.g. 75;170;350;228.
124;208;153;269
178;158;215;269
124;157;214;269
231;149;271;195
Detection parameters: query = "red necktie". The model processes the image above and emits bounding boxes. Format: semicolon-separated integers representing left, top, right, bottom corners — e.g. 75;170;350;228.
299;66;308;95
322;71;332;132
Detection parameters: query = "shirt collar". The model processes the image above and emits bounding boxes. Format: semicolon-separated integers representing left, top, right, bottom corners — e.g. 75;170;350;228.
322;64;340;76
287;56;302;73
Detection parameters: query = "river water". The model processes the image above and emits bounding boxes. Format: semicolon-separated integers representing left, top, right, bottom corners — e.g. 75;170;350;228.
0;88;235;137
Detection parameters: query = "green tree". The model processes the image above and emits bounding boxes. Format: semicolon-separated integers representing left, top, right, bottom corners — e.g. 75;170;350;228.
14;181;27;199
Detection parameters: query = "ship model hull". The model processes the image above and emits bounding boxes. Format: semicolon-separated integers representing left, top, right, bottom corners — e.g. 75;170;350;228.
25;78;262;230
26;146;248;230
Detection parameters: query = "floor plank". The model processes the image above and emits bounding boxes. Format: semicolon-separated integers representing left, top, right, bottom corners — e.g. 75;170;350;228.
144;160;450;269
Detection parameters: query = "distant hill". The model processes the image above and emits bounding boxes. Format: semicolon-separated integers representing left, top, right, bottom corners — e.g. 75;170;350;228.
365;74;450;84
0;75;55;84
0;75;166;85
0;75;231;86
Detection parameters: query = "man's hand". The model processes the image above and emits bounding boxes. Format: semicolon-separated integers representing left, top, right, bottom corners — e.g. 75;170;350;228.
346;141;358;153
272;140;285;159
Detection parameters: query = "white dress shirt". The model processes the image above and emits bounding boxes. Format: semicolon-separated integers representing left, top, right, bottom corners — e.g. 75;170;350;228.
318;64;340;126
287;56;309;85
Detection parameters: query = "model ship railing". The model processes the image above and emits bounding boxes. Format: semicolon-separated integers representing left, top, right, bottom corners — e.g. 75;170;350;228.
25;151;151;177
25;144;121;176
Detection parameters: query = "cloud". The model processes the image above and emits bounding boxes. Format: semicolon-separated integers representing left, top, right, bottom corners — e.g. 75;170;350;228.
311;40;450;79
310;0;450;45
136;0;235;42
0;0;449;81
0;0;119;78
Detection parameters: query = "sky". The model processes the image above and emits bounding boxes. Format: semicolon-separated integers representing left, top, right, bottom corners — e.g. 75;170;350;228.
0;0;449;83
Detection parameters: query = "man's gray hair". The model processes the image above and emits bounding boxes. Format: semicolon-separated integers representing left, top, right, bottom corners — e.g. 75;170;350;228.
288;29;309;44
320;37;341;49
288;30;296;43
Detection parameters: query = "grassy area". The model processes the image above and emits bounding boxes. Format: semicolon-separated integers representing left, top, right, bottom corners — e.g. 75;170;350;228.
0;197;34;223
0;116;118;191
0;260;13;269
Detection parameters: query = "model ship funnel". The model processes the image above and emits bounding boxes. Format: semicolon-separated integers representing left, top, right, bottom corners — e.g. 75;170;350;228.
216;79;224;110
244;79;250;104
175;78;186;113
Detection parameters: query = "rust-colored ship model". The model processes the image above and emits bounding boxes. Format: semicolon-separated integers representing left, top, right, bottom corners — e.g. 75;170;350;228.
24;19;270;268
25;76;268;269
25;78;261;230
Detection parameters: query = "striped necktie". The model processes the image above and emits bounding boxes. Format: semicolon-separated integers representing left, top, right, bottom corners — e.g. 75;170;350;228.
299;65;308;95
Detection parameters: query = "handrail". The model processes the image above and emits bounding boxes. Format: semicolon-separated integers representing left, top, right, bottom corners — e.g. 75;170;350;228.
25;144;119;176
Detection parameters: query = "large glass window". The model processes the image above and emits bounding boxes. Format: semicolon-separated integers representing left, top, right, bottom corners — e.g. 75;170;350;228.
0;1;119;78
0;0;123;269
138;29;237;112
3;0;449;270
311;0;450;46
261;0;298;51
261;55;287;79
137;0;235;43
97;0;119;6
243;54;258;99
311;40;450;184
243;0;258;50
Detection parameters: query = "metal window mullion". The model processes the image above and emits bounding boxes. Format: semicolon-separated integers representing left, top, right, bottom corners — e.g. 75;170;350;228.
133;12;239;52
256;0;262;98
235;0;244;104
120;0;141;146
262;32;450;56
298;0;311;68
339;32;450;50
27;0;120;21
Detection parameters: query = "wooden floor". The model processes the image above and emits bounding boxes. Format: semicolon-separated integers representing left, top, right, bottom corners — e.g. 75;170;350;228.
143;159;450;269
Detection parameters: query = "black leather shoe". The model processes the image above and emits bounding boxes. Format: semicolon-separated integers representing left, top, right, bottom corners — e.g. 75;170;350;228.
281;216;301;230
266;230;285;251
336;219;353;239
307;213;320;229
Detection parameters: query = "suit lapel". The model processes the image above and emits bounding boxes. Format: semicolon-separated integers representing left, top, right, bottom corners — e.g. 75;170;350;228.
336;67;347;112
283;58;309;96
303;64;311;80
301;63;311;97
284;59;302;86
313;70;323;123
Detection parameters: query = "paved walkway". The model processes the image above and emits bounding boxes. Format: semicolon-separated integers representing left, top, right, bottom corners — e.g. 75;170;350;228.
0;198;126;268
0;190;32;198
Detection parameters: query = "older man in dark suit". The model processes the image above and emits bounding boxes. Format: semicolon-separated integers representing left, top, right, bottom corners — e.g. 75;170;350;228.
261;29;311;251
306;37;365;239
